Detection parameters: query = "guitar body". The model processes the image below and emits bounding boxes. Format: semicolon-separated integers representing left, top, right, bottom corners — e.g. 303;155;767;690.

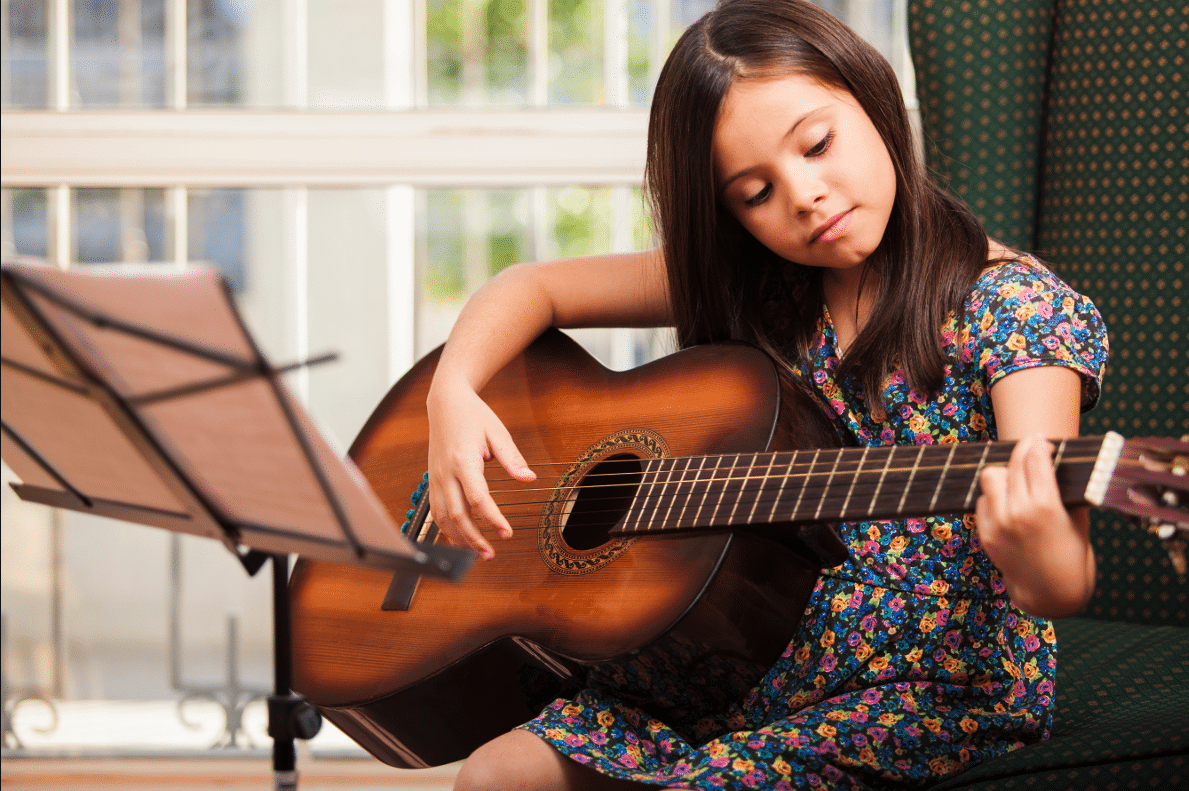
289;330;845;768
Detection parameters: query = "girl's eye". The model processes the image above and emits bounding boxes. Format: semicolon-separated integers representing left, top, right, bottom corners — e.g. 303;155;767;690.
745;183;772;208
807;131;835;157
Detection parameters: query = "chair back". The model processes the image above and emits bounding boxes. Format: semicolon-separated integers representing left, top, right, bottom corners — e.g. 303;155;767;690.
909;0;1187;625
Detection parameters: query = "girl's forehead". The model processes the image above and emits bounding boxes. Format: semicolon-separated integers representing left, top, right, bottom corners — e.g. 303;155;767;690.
715;74;861;143
724;72;855;109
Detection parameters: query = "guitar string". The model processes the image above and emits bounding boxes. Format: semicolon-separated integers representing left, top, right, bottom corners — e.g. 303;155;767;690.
474;437;1108;481
408;449;1174;531
476;449;1103;500
456;452;1113;522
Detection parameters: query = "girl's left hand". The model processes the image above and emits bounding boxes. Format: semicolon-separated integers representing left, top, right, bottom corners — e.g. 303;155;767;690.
975;433;1095;618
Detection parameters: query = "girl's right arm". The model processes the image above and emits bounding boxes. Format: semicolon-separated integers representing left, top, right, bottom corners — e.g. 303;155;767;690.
426;248;671;559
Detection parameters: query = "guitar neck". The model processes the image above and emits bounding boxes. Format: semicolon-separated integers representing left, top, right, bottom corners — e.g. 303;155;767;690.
614;435;1117;536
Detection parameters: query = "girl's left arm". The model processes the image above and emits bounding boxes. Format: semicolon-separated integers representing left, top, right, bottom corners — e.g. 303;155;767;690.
976;365;1096;618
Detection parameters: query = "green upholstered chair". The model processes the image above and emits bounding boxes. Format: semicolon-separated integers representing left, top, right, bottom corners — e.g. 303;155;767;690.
909;0;1187;787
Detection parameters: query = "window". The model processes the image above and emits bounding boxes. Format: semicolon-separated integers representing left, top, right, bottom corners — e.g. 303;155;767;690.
1;0;913;753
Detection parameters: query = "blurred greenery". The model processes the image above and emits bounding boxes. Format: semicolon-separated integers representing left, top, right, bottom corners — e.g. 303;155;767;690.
549;0;601;105
487;190;527;276
424;190;467;298
421;187;652;302
428;0;630;106
552;186;609;259
487;0;527;100
427;0;464;104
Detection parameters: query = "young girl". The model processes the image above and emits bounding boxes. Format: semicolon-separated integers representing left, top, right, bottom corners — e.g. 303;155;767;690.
426;0;1108;788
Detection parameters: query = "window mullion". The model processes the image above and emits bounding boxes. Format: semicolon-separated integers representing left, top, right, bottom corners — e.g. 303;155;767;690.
167;186;187;267
892;0;917;108
286;186;311;401
47;0;70;267
528;0;548;106
164;0;187;272
385;0;418;378
609;184;634;370
165;0;186;109
605;0;629;108
48;0;69;110
283;0;309;109
648;0;670;97
387;185;416;383
385;0;420;109
49;184;70;268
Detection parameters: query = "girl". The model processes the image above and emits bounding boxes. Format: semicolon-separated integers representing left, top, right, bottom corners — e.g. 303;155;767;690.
427;0;1108;788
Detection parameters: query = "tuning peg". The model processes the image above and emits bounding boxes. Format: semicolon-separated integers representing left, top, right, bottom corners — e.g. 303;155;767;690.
1173;436;1188;476
1155;523;1181;540
1141;518;1188;576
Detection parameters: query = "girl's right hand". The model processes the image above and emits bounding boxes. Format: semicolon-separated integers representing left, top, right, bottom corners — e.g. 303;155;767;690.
426;384;536;559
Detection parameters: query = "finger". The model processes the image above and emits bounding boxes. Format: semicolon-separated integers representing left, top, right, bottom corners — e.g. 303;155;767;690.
488;428;536;483
1004;433;1035;510
462;474;516;540
1022;434;1061;504
431;475;496;558
978;464;1009;529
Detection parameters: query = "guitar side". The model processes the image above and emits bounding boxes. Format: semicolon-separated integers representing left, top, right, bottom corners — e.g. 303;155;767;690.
289;330;836;768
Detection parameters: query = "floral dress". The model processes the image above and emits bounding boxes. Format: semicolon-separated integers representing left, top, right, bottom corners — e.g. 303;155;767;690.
520;257;1109;789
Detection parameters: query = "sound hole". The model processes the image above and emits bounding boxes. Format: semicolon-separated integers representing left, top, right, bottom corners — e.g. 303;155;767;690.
562;454;643;551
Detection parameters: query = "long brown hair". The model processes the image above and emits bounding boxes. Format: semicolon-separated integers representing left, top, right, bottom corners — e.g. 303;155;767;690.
646;0;990;408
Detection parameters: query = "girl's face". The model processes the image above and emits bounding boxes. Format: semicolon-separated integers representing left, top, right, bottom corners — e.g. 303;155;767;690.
713;73;897;274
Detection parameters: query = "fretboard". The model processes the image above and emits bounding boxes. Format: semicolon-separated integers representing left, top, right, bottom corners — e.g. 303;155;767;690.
611;436;1105;536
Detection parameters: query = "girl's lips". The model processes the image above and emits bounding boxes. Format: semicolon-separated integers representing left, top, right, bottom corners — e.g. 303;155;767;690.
812;209;853;244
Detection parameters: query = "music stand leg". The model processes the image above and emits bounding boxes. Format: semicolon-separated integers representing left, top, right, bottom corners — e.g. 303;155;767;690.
268;553;321;791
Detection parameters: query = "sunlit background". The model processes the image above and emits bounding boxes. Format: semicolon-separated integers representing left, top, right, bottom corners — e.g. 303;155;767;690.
1;0;913;756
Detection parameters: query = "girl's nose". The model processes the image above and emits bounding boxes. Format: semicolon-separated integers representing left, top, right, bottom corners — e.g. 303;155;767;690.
787;170;828;215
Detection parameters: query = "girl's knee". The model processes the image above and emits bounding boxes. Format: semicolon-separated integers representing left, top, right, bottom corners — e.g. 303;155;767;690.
452;729;562;791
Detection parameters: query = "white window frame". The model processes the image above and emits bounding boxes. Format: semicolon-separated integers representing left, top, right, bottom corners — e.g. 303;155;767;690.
2;0;915;378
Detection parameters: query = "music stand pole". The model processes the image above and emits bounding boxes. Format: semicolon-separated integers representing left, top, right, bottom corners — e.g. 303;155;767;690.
268;552;321;791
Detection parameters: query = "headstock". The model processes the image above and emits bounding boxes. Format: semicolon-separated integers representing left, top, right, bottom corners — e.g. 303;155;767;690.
1094;433;1189;575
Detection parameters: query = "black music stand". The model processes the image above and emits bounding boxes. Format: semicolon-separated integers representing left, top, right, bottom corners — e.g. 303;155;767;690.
0;259;473;789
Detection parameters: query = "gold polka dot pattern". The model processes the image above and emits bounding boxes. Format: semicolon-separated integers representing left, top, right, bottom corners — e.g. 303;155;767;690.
911;0;1187;625
910;0;1058;249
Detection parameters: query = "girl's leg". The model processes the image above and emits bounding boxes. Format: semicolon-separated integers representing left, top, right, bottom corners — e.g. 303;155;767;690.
453;729;669;791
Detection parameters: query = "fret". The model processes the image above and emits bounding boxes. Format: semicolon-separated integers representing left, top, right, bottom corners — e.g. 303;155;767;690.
897;445;926;515
813;448;844;521
745;452;779;524
675;454;699;528
839;446;870;519
1052;437;1068;473
867;445;895;515
690;455;718;528
708;454;738;528
790;448;820;522
766;450;799;523
652;457;683;533
928;443;960;511
962;442;993;510
627;458;664;533
726;454;759;526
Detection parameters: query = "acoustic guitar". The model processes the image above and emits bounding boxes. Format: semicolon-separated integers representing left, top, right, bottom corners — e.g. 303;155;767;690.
288;329;1187;769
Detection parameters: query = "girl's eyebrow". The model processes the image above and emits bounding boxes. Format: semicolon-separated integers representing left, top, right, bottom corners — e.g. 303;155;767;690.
718;104;832;193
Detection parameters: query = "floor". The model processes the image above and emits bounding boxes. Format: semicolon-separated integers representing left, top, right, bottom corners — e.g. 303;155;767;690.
2;698;461;790
0;756;461;790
